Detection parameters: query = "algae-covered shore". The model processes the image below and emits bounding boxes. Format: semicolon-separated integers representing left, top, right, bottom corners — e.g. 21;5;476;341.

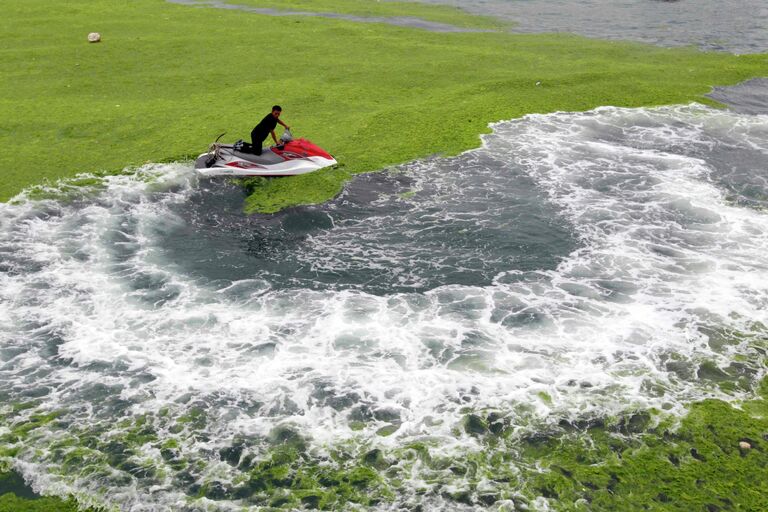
1;0;766;211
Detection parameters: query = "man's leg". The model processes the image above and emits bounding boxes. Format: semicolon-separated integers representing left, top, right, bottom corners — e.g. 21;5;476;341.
250;129;266;155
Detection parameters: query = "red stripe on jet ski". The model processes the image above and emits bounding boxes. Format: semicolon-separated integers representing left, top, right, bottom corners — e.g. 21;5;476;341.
226;161;266;169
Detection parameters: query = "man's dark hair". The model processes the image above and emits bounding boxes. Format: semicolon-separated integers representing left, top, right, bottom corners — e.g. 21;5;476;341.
272;105;282;112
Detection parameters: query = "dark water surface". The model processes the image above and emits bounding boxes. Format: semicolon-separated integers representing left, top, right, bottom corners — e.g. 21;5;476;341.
710;78;768;115
417;0;768;53
170;153;574;294
167;0;489;32
169;0;768;53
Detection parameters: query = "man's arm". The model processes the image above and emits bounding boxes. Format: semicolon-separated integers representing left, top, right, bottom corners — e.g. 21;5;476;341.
271;130;279;145
278;119;291;130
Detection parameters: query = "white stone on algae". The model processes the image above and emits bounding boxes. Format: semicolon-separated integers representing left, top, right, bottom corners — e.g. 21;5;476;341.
88;32;101;43
739;441;751;450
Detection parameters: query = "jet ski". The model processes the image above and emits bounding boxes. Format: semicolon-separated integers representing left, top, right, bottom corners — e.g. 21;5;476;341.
195;130;337;177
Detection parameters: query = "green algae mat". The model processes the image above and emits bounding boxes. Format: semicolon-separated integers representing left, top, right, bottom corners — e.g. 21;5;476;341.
1;0;766;211
2;378;767;510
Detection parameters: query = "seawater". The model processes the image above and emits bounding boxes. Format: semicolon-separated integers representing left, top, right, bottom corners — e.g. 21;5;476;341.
417;0;768;53
1;102;767;509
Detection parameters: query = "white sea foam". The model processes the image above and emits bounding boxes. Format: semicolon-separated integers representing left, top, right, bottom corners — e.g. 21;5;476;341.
1;104;767;509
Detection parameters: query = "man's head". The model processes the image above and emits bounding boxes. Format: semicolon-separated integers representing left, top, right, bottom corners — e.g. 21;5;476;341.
271;105;282;118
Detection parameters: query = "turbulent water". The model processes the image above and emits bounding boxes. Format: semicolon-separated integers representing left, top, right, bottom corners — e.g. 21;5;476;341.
1;102;767;509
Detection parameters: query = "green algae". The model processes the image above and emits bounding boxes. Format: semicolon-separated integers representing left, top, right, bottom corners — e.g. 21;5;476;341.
375;424;399;437
3;411;62;443
116;414;159;447
0;469;103;512
0;493;83;512
1;408;174;508
208;429;393;509
2;377;767;509
240;376;768;510
537;391;554;406
517;387;768;511
195;374;767;509
174;406;209;431
21;412;62;430
0;0;766;211
463;413;489;436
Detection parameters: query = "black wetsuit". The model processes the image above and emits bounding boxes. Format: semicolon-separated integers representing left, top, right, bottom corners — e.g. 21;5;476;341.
250;113;279;155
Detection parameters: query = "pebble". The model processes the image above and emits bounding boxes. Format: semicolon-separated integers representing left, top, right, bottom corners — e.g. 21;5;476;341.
739;441;751;450
88;32;101;43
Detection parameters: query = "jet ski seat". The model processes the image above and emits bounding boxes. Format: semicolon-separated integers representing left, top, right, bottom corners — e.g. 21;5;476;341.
231;149;285;165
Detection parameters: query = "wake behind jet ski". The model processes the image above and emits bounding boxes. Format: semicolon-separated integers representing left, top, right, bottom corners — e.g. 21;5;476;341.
195;129;337;177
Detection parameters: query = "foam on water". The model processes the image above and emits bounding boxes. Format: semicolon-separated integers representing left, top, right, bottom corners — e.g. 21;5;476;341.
1;104;767;509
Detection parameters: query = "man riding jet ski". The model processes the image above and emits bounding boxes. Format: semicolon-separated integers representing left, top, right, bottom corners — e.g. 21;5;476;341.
250;105;289;155
195;106;337;177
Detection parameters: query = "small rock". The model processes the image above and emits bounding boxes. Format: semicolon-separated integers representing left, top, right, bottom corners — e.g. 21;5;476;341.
739;441;751;450
88;32;101;43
